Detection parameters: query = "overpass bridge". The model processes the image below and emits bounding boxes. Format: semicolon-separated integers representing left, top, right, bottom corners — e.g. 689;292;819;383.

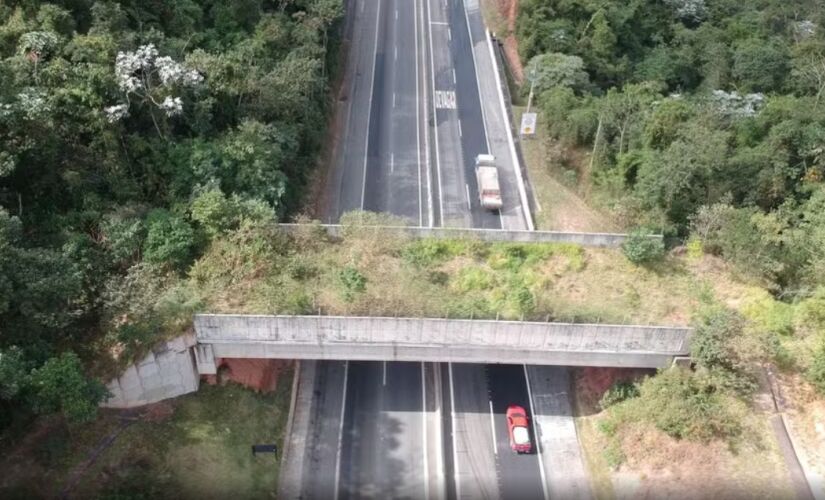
193;314;692;372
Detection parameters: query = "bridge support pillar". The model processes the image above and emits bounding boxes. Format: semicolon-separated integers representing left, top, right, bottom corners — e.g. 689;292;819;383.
195;343;217;375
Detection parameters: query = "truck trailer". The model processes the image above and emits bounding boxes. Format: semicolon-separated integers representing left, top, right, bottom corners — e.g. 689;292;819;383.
475;154;503;210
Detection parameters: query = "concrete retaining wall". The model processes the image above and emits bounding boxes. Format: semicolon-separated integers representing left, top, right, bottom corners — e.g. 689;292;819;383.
194;314;690;368
278;223;659;248
102;334;200;408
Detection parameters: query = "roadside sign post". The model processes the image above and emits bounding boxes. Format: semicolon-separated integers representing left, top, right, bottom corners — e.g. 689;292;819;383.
520;112;537;137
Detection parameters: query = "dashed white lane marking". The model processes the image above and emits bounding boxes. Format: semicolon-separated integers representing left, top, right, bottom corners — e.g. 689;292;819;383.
452;68;456;85
489;399;498;455
333;361;349;500
448;363;461;500
421;363;430;500
390;153;395;173
465;183;471;210
458;120;463;138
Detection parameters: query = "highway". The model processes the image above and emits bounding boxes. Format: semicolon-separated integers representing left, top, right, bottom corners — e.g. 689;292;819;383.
289;0;567;499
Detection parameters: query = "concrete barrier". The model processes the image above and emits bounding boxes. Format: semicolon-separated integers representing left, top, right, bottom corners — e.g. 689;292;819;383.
278;223;660;248
194;314;691;369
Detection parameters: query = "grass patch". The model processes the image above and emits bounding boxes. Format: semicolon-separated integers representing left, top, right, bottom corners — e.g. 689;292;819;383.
174;222;739;326
0;381;292;499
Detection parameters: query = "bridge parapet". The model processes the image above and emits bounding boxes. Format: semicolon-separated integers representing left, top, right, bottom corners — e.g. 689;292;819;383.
194;314;691;369
277;223;660;248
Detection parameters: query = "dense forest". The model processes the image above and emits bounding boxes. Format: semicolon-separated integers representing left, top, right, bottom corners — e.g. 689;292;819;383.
518;0;825;296
0;0;341;430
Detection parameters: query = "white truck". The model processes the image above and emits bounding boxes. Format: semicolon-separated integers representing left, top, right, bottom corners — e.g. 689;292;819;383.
475;154;503;210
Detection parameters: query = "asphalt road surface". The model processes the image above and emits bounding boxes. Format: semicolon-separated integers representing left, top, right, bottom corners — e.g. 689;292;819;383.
293;0;555;498
339;362;427;499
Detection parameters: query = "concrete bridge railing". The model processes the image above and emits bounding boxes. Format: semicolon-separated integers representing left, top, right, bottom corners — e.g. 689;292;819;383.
194;314;691;370
278;223;661;248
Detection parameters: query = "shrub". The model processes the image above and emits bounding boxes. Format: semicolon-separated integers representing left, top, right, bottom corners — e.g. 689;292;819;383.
603;440;625;469
402;239;465;268
636;368;743;442
691;306;744;372
0;347;29;400
190;187;238;237
797;287;825;334
808;339;825;395
143;209;196;269
741;289;794;336
600;381;640;409
30;352;108;424
101;213;145;268
338;266;367;302
686;237;703;261
453;267;492;292
621;229;664;265
511;285;536;316
487;243;553;271
285;257;317;281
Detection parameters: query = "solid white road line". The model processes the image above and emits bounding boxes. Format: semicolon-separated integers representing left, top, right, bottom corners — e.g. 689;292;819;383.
333;361;350;500
448;363;461;500
434;364;445;498
489;399;498;455
414;0;428;227
421;362;430;500
359;1;382;210
426;0;445;223
523;365;550;500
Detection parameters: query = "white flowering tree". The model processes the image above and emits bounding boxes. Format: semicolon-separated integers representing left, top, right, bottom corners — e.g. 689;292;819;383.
105;44;203;137
664;0;707;23
709;90;764;118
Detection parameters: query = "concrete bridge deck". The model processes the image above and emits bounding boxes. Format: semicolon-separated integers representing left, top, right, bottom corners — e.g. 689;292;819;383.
193;314;691;372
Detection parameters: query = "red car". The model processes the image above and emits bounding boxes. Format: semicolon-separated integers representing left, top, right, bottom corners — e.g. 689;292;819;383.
506;405;532;454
